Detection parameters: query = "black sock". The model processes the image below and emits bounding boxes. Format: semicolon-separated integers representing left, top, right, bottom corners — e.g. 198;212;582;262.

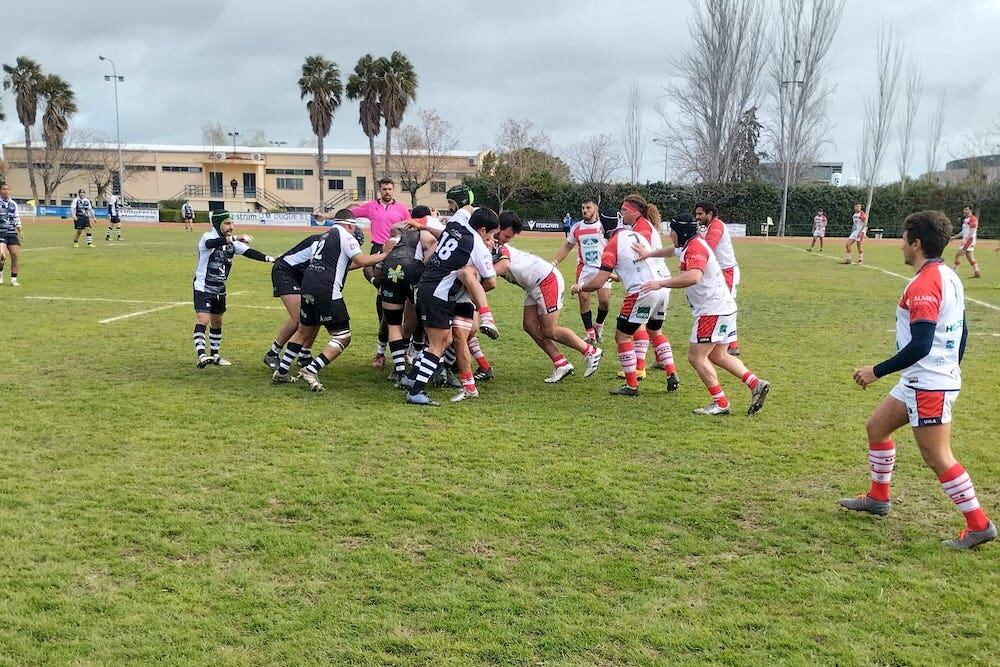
581;310;594;330
268;341;282;356
408;351;440;395
10;272;16;278
209;327;222;355
193;324;207;357
305;353;331;374
277;342;302;374
596;308;609;325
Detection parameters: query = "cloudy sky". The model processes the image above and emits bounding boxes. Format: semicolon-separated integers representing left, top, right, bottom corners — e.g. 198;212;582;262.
2;0;998;183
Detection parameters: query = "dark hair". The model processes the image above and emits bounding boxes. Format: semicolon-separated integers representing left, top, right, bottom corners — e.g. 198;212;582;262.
963;203;974;210
903;210;952;259
469;207;500;232
694;201;716;216
499;211;523;233
0;181;7;187
622;193;648;216
378;177;394;187
411;205;432;218
581;197;598;206
672;212;695;223
333;208;355;220
854;202;864;209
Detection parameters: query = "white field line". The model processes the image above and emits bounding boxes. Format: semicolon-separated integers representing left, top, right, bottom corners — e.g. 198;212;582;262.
26;295;180;304
98;303;187;324
21;241;172;252
25;291;265;323
776;243;1000;313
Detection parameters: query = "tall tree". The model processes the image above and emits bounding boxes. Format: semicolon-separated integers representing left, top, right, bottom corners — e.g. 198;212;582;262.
201;121;227;148
725;106;763;182
564;133;623;185
3;56;46;202
896;62;921;192
767;0;844;185
924;92;946;179
857;26;903;215
298;55;343;209
379;51;418;179
621;82;644;184
663;0;767;182
346;54;385;196
38;74;78;202
390;108;459;207
479;118;551;212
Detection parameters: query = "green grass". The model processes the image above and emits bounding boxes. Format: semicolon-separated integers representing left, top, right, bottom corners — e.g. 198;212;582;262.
1;223;998;666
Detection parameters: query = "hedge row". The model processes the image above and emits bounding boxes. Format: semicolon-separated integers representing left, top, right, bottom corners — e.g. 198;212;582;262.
159;209;211;223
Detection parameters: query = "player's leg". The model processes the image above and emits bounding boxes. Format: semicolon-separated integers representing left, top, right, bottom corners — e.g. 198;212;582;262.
688;342;728;414
85;224;94;247
274;323;318;381
264;294;301;369
722;268;740;355
384;303;408;379
0;242;7;283
406;325;452;404
819;234;824;251
632;326;649;376
966;250;980;277
595;285;611;343
300;304;352;391
192;308;211;367
8;241;21;286
838;392;908;515
457;265;498;339
578;289;595;342
953;246;964;269
843;239;854;264
856;236;864;264
708;343;769;415
450;316;478;401
208;312;228;365
646;318;679;391
809;235;816;250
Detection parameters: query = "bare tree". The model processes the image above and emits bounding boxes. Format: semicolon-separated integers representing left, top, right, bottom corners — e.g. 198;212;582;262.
480;117;550;212
896;62;921;192
858;25;903;215
766;0;844;185
949;127;1000;211
201;121;226;148
34;129;94;202
243;128;267;147
621;82;644;183
564;133;623;185
924;92;946;179
389;108;460;207
663;0;768;182
80;134;151;202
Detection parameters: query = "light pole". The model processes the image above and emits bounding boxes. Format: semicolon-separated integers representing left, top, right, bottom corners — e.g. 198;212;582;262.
778;59;804;237
98;55;125;199
228;131;240;155
652;137;669;183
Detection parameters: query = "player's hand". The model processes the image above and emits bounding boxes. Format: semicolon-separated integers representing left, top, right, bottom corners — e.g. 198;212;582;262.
609;273;621;283
639;279;663;295
236;234;253;243
266;255;275;263
853;366;878;389
570;282;582;296
631;243;650;260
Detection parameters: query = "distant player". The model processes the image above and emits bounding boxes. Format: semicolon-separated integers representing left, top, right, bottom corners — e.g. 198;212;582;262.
951;205;980;278
808;209;827;252
0;182;23;286
106;191;123;241
191;210;274;368
182;200;195;232
838;210;995;550
271;210;387;392
71;189;97;248
263;232;325;371
551;198;612;343
843;203;868;265
640;217;770;416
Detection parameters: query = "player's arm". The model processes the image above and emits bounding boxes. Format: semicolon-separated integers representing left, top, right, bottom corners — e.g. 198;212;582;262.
641;268;703;293
550;234;576;265
631;242;675;260
853;321;936;388
233;240;274;263
350;247;387;269
703;221;723;250
382;236;399;255
572;267;613;294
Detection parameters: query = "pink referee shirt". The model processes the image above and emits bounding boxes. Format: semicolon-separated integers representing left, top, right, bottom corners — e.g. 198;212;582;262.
351;199;410;245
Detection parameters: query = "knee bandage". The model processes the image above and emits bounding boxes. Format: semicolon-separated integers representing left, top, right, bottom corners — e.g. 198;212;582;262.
328;328;352;351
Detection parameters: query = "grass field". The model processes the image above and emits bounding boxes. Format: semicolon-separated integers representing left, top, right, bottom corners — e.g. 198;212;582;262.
1;221;998;665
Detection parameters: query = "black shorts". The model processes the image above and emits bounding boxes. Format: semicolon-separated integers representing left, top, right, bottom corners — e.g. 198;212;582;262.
183;216;194;222
194;289;226;315
74;217;91;230
1;232;19;246
110;215;121;224
299;293;350;332
415;283;456;330
271;264;302;298
379;256;423;306
454;302;475;319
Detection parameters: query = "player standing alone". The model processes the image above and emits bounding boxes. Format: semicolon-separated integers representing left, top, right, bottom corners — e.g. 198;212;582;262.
808;209;827;252
106;191;123;241
551;198;612;343
843;203;868;265
182;200;195;232
838;210;995;550
0;182;23;286
951;205;981;278
71;189;96;248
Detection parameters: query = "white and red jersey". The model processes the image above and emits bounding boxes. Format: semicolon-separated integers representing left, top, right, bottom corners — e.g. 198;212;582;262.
896;259;964;391
495;243;553;291
701;217;737;270
630;216;663;251
679;237;736;316
960;215;978;249
600;227;669;295
566;218;607;269
813;215;828;234
851;210;868;235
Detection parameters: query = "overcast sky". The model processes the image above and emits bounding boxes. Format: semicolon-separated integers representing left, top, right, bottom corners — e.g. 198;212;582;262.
2;0;999;183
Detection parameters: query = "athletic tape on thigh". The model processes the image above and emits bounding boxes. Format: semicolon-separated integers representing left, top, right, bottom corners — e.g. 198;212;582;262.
328;328;352;351
453;317;474;332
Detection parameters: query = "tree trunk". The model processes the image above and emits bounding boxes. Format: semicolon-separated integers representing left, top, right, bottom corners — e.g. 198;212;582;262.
23;125;39;203
410;187;418;207
317;134;324;210
383;127;392;179
866;185;875;221
368;134;377;200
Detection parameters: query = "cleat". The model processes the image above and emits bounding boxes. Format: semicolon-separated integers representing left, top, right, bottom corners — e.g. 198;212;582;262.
387;370;402;383
617;368;647;381
837;494;891;516
88;243;95;248
694;402;730;415
479;319;500;340
406;391;439;406
371;352;386;369
10;278;19;287
196;354;213;369
972;273;981;279
450;387;479;402
444;369;463;388
840;259;850;265
271;370;296;384
395;375;415;390
594;323;604;342
298;369;324;392
807;247;812;252
856;259;863;265
297;356;312;369
609;384;640;396
942;522;997;550
262;353;280;370
748;379;770;415
544;364;575;384
211;354;232;367
728;346;741;356
473;367;494;382
666;373;681;392
584;348;603;377
73;242;80;248
0;275;4;284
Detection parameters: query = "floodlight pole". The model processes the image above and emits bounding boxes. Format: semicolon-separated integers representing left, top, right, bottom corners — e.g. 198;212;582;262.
98;55;125;198
778;59;804;238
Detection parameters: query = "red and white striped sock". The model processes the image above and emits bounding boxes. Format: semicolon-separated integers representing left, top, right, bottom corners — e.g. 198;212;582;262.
586;327;596;340
551;354;569;369
633;329;649;371
650;332;677;374
867;439;895;502
583;343;597;356
708;384;729;409
939;463;991;532
460;370;477;394
468;336;491;372
741;371;759;390
617;341;638;388
478;306;495;325
971;260;980;275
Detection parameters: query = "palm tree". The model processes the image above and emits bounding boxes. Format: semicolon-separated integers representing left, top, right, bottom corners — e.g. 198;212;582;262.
346;54;385;199
39;74;78;202
379;51;418;179
298;55;343;210
3;56;45;203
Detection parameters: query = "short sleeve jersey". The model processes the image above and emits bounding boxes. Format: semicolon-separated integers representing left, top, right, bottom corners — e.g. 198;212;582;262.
961;215;978;244
277;233;324;282
71;197;93;221
702;217;737;269
813;215;827;233
495;244;553;290
630;216;663;251
193;229;251;295
851;210;868;235
678;237;737;316
419;210;496;301
301;226;362;300
108;194;120;217
600;227;669;295
896;259;964;391
566;219;607;269
0;198;20;233
182;203;194;218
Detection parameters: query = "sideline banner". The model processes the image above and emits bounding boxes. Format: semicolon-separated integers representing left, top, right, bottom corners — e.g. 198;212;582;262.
726;223;747;237
232;212;311;226
35;205;159;222
523;219;564;232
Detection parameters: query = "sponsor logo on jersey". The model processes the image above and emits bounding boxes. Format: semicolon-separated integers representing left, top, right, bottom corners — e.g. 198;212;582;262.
636;306;650;318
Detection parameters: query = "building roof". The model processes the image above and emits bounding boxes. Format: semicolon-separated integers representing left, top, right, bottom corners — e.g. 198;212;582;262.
1;141;483;159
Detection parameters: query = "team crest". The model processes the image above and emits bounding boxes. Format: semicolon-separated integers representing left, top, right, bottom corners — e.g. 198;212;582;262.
387;264;405;283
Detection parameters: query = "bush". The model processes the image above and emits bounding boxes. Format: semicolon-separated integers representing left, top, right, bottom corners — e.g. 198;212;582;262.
159;209;210;223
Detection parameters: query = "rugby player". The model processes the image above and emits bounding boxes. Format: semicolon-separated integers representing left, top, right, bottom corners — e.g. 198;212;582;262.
551;198;612;343
263;231;326;370
694;202;742;356
182;200;195;232
843;203;868;265
0;182;23;286
71;189;97;248
105;190;123;241
951;205;981;278
808;209;827;252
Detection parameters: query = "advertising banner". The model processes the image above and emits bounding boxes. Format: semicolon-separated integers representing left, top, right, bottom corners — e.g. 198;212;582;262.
523;219;564;232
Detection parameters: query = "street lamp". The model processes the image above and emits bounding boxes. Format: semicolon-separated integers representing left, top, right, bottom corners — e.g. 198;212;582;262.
98;55;125;199
778;59;804;238
228;131;240;155
652;137;669;184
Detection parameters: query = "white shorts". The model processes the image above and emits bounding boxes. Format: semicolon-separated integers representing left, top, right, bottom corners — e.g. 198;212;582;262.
619;288;668;326
690;312;738;344
813;230;826;238
576;264;612;290
848;229;866;242
889;381;959;428
525;270;564;315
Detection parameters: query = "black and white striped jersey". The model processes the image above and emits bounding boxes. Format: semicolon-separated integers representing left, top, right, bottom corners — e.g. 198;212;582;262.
300;226;362;300
418;211;496;301
192;229;251;295
71;197;93;220
277;233;324;282
107;194;120;217
0;198;20;233
182;202;194;218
